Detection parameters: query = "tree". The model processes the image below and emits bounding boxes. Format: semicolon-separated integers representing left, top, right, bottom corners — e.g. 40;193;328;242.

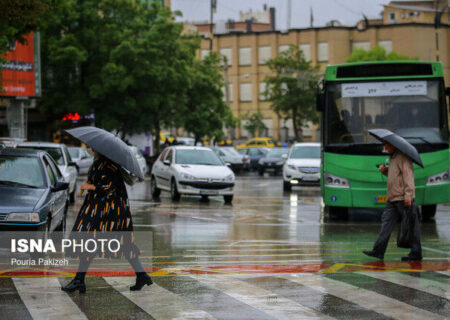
346;45;414;63
264;45;319;141
243;112;267;138
183;53;235;145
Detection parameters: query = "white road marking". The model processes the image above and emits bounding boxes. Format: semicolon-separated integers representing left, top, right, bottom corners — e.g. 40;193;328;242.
13;277;88;320
422;246;450;255
282;274;445;320
105;276;215;320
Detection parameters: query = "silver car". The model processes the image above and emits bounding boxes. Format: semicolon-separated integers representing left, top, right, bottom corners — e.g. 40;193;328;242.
18;142;79;203
68;147;94;175
211;147;245;173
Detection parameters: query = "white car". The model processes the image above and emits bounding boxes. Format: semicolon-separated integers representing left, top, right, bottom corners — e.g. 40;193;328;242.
130;146;147;177
18;142;79;202
151;146;235;203
68;147;94;175
282;142;321;191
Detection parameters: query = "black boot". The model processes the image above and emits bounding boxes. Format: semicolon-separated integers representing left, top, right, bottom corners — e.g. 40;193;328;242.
130;272;153;291
61;278;86;293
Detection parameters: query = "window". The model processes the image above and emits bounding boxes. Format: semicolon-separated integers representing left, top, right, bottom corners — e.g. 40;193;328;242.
165;149;173;163
278;45;290;54
317;42;328;62
239;47;252;66
352;41;370;52
240;83;252;101
47;156;62;180
378;40;392;53
389;12;396;22
258;46;271;64
159;149;168;162
201;49;210;60
299;44;311;61
44;158;56;186
259;82;267;100
220;48;232;65
222;84;233;102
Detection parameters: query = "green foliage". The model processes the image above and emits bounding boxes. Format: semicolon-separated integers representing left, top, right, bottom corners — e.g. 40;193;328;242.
183;53;234;144
264;45;319;140
243;112;267;138
346;45;414;63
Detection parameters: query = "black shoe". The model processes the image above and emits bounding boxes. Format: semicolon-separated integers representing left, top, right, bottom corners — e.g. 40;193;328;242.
363;250;384;260
401;255;422;261
61;278;86;293
130;273;153;291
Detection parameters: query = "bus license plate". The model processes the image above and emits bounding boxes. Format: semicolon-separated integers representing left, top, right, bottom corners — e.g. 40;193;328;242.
376;196;388;203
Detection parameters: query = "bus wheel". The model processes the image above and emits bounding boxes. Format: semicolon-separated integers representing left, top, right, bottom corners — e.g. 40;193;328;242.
421;205;436;221
328;206;349;221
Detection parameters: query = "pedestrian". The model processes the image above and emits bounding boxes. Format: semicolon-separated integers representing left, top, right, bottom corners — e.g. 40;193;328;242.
363;140;422;261
61;147;152;293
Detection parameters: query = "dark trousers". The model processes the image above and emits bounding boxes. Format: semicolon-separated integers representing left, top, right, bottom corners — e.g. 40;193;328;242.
75;255;145;282
373;201;422;257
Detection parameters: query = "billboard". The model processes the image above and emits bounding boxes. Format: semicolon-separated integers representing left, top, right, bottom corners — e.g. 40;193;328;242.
0;32;41;97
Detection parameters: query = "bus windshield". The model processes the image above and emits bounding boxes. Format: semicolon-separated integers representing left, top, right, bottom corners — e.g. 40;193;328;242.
325;80;449;154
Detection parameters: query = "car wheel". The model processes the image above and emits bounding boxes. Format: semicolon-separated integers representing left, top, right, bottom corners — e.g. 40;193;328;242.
258;169;264;176
200;195;209;202
224;195;233;204
283;180;291;191
421;205;436;221
151;176;161;199
170;179;181;201
234;168;240;174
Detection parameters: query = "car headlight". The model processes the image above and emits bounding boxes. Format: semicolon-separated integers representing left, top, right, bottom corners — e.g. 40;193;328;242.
287;164;296;170
7;212;40;222
324;172;350;188
276;160;284;165
426;170;449;186
224;174;234;182
181;173;196;180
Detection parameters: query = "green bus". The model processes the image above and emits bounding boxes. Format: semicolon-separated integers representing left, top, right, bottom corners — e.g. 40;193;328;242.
317;61;450;220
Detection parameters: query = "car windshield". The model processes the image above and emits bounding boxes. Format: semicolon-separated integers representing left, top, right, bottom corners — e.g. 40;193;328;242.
221;148;240;156
0;156;45;188
68;148;80;159
325;80;449;154
290;146;320;159
21;146;65;165
266;148;289;157
175;149;223;165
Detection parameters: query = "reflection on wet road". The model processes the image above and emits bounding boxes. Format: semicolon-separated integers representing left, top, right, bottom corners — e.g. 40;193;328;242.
0;174;449;319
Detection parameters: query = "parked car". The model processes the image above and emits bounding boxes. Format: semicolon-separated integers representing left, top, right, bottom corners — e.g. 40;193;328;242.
0;137;25;148
282;143;321;191
18;142;78;203
68;147;94;175
237;147;268;171
150;146;235;203
257;147;289;176
130;146;147;177
211;147;245;173
236;137;277;150
177;137;199;146
0;148;69;231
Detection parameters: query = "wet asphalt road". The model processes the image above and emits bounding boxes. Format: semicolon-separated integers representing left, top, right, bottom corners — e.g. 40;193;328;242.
0;173;449;319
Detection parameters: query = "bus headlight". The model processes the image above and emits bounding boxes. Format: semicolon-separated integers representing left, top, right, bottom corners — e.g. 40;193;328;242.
324;172;350;188
426;170;449;186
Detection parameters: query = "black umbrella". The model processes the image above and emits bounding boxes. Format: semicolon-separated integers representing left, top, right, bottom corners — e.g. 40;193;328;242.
65;126;144;180
368;129;424;168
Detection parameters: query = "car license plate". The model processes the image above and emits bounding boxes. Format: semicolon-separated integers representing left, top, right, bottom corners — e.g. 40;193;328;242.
200;190;218;195
376;196;388;203
302;176;318;181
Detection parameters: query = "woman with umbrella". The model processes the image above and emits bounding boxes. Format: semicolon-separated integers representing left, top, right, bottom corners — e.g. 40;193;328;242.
61;127;152;293
363;129;423;262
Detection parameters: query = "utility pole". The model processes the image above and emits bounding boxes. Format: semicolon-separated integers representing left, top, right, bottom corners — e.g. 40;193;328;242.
223;58;233;139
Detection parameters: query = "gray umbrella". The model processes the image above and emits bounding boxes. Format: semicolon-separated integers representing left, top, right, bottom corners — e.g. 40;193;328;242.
65;126;144;180
369;129;424;168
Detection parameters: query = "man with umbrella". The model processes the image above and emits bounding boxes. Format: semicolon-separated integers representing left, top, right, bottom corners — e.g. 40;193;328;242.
363;129;423;262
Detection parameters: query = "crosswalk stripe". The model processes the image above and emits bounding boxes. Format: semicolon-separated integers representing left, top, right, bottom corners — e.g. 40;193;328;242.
282;274;444;320
360;272;450;299
435;271;450;277
0;278;33;320
242;275;391;320
13;278;88;320
155;275;277;320
327;273;449;318
104;276;216;320
194;275;333;320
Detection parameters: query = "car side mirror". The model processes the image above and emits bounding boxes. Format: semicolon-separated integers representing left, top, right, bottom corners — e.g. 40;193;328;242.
225;162;232;167
51;181;69;192
316;91;325;112
69;161;79;170
163;160;171;166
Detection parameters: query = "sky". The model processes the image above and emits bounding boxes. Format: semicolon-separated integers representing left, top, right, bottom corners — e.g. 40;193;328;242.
172;0;392;29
